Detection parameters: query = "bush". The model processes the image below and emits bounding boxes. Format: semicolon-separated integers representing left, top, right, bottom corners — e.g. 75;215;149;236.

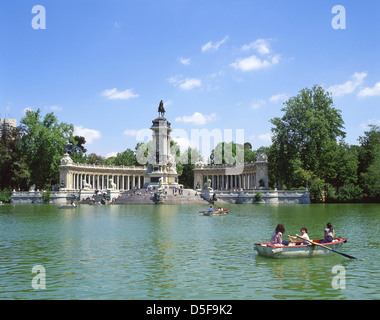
325;183;363;203
254;191;263;202
0;188;12;203
42;184;52;203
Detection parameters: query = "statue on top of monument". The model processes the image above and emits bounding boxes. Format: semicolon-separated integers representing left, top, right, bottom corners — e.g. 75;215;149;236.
158;100;166;118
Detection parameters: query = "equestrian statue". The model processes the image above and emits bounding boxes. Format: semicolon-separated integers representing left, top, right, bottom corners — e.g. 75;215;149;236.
158;100;166;118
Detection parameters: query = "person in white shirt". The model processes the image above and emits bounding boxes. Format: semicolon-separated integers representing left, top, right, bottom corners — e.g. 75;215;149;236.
288;227;310;245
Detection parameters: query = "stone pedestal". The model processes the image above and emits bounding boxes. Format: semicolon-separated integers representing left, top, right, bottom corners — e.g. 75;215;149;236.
145;103;179;190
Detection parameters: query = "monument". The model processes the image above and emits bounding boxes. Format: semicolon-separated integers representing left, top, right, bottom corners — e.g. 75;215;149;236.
145;100;179;190
11;100;311;204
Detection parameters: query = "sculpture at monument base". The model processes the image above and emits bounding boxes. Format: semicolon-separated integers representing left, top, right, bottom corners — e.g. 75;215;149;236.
108;179;117;190
82;180;92;190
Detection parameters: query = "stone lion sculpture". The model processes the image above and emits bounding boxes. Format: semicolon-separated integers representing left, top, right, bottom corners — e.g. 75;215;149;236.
108;179;117;190
82;180;92;189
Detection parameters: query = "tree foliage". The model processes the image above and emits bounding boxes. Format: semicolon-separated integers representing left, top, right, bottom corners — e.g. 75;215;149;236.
269;85;346;192
19;109;74;189
358;125;380;200
65;135;87;163
0;88;378;203
0;123;30;190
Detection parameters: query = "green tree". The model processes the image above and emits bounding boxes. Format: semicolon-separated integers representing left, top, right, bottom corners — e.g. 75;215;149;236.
65;135;87;163
178;147;202;188
269;85;345;188
107;149;138;166
87;153;106;165
357;125;380;200
244;142;257;164
322;141;359;189
0;123;30;190
210;141;245;165
19;109;74;189
361;149;380;200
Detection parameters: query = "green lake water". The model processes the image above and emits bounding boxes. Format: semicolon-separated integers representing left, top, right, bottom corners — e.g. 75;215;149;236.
0;203;379;300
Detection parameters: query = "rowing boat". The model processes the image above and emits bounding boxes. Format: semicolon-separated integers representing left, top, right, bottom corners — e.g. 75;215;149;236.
202;209;230;216
254;238;347;258
58;205;77;209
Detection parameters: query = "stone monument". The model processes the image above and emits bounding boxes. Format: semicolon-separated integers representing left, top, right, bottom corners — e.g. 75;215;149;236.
145;101;179;189
255;148;269;189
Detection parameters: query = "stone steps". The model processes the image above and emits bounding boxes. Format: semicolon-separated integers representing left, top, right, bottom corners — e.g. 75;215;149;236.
112;189;210;205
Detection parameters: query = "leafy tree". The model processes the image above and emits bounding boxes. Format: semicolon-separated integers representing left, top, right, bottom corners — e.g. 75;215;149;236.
244;143;257;164
269;85;345;188
0;123;30;190
178;147;202;188
361;148;380;200
65;135;87;163
357;125;380;200
107;149;138;166
322;141;359;189
87;153;106;165
19;109;74;189
210;142;245;165
0;188;12;202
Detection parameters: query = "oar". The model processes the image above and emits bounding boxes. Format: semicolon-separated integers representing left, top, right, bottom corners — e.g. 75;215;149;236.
295;235;360;260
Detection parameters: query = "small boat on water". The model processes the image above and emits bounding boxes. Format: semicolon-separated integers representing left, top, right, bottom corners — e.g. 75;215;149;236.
202;209;230;216
254;238;347;259
58;204;77;209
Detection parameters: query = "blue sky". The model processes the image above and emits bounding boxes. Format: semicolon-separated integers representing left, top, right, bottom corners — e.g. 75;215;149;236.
0;0;379;159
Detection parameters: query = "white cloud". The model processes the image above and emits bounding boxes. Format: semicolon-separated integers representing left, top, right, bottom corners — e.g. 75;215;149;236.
172;137;199;153
101;88;139;100
230;54;280;72
269;93;288;103
358;82;380;98
251;99;266;110
360;119;380;130
45;105;62;112
258;133;272;142
168;75;181;84
74;126;101;144
105;152;118;158
164;100;173;106
327;72;367;97
178;57;191;65
201;35;229;52
123;130;139;136
175;112;217;125
169;76;202;90
23;107;33;114
242;39;272;55
179;78;202;90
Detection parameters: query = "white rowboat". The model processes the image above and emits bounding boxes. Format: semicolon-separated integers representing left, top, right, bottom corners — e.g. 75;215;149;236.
254;238;347;259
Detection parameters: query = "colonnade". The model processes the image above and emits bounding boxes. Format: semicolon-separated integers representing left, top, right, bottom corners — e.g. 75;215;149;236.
71;173;144;191
200;173;256;190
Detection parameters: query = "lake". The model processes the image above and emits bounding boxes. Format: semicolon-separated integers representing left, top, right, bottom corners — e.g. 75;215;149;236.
0;203;379;300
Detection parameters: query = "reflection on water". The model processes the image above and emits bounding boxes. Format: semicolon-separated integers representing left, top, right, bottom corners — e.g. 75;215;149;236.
0;203;379;299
